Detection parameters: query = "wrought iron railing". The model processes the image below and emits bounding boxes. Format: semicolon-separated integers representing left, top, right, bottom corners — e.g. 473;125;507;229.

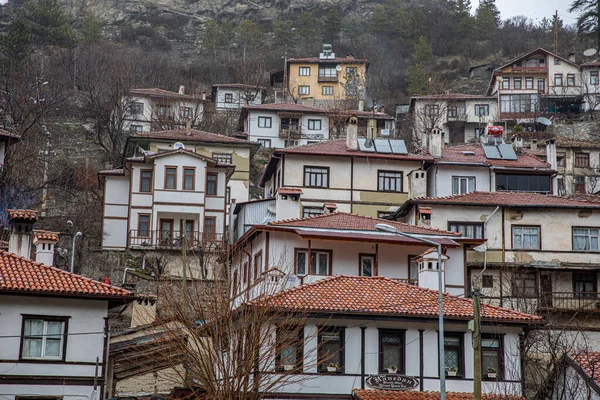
538;291;600;312
128;230;223;249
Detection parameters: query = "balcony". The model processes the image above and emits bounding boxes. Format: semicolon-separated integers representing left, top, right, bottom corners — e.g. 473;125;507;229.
128;230;224;250
279;128;302;139
538;292;600;312
318;75;338;83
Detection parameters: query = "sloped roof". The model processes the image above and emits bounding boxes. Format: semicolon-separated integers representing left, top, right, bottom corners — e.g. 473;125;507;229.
8;209;38;221
253;275;541;323
288;57;368;64
276;187;303;195
0;251;132;299
412;93;496;101
212;83;266;90
0;129;20;140
569;352;600;389
33;230;59;242
354;390;523;400
244;102;326;113
129;88;203;101
438;144;551;170
130;129;257;146
556;137;600;149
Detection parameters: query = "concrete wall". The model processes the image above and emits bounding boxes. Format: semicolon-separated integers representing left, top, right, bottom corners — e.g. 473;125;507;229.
287;61;367;102
215;88;262;110
246;110;330;148
428;164;491;197
122;95;204;132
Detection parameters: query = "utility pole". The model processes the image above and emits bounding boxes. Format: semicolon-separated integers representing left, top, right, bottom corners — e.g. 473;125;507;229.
553;10;559;54
473;287;482;400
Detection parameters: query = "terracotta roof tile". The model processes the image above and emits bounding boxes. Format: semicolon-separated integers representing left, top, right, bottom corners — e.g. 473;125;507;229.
245;102;326;113
410;191;600;209
323;203;337;208
33;230;59;242
288;57;368;64
269;212;462;237
98;168;125;176
354;390;523;400
212;83;266;90
254;275;541;323
0;250;131;298
438;144;550;169
570;352;600;386
129;88;203;101
276;187;303;195
412;93;496;101
556;137;600;149
131;129;256;145
8;209;39;221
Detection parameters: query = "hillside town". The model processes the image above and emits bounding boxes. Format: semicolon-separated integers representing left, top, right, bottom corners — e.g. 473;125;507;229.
5;1;600;400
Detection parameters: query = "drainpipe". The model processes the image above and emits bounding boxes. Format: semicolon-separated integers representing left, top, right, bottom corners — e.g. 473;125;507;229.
122;267;135;286
70;232;82;273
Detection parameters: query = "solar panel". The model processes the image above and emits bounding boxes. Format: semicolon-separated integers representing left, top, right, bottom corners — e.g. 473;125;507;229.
389;140;408;155
374;139;392;153
358;138;376;152
498;144;518;160
482;145;502;159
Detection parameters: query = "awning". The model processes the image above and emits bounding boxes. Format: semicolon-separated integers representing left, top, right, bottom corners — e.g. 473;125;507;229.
418;206;432;214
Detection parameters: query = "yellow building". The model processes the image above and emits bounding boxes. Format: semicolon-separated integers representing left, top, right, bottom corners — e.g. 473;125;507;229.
285;45;368;105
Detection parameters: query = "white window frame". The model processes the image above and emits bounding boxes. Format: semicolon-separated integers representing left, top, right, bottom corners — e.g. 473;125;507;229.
299;67;311;76
512;226;541;250
21;317;66;360
573;228;600;251
452;176;475;195
359;254;375;277
298;86;310;95
475;104;489;116
322;86;334;95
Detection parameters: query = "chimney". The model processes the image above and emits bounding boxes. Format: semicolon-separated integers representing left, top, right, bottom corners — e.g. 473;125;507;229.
358;100;364;112
275;188;302;221
7;209;38;259
429;128;443;158
380;105;385;114
323;203;337;214
131;295;157;328
178;85;185;95
568;53;576;63
511;134;523;149
185;117;192;133
346;116;359;151
202;92;207;101
33;230;59;266
530;139;538;152
546;138;557;170
346;53;355;59
408;169;428;199
415;248;448;291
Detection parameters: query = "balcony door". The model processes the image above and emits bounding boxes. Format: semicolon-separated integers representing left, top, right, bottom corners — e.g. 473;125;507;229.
540;274;552;308
159;219;174;246
180;219;195;247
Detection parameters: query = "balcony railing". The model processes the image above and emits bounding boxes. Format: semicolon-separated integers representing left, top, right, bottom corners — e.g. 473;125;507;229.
318;75;338;82
128;230;223;250
538;292;600;312
279;128;302;139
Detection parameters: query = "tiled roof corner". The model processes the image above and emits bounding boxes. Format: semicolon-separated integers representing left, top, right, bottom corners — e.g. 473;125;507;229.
276;187;303;195
33;230;60;242
570;352;600;386
8;209;39;221
131;129;256;145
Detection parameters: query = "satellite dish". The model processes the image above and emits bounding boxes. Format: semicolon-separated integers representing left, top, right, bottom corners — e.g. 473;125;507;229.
173;142;185;149
335;65;342;71
364;139;374;148
537;117;552;126
584;48;598;57
267;204;277;214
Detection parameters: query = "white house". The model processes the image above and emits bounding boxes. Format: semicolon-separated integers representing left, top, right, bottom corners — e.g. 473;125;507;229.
123;87;206;133
240;103;330;148
0;128;19;167
0;209;132;400
212;84;265;110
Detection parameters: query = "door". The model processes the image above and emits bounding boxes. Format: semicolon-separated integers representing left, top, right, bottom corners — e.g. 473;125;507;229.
181;220;195;247
159;219;174;246
540;274;552;309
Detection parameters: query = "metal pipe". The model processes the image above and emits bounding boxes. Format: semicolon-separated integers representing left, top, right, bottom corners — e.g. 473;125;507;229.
70;232;82;273
122;267;135;286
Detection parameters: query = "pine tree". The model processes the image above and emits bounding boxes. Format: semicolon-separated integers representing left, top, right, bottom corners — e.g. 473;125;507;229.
18;0;76;48
322;9;342;44
475;0;501;39
1;19;34;67
406;36;433;95
569;0;600;50
80;13;102;45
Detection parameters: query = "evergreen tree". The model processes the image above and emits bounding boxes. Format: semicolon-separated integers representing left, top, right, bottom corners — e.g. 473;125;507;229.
295;11;319;55
569;0;600;50
475;0;501;39
18;0;76;48
80;13;102;45
1;19;34;67
322;9;342;44
273;19;295;55
406;35;433;95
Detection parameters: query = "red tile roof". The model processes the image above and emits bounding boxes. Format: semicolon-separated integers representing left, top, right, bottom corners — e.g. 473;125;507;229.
279;140;431;161
288;57;368;64
354;390;523;400
276;187;303;195
0;250;132;299
323;203;337;209
438;144;550;169
131;129;256;145
33;230;59;242
8;209;38;221
129;88;203;101
269;212;461;237
213;83;266;90
556;137;600;149
254;275;541;323
412;93;496;101
570;352;600;386
409;191;600;209
245;102;326;113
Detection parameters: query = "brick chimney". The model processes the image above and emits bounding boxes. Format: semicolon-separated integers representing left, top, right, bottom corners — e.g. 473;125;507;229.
33;230;59;266
346;116;359;151
7;209;38;259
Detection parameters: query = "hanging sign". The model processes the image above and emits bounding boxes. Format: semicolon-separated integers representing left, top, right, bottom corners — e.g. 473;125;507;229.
366;374;419;391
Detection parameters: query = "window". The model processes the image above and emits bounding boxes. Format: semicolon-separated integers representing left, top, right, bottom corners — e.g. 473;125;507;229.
138;214;150;237
448;222;484;239
482;334;503;380
298;86;310;95
482;275;494;288
376;329;405;374
159;219;174;245
157;104;169;116
295;249;330;275
512;226;540;250
591;71;599;85
557;152;566;167
21;317;66;360
501;79;510;89
444;333;464;377
475;104;489;116
165;167;177;189
496;174;551;193
359;254;375;277
319;68;337;78
452;176;475;195
226;186;231;204
304;166;329;188
513;271;537;297
378;171;403;192
424;104;439;117
130;125;143;133
303;206;324;218
554;58;561;65
447;106;458;119
224;93;233;103
204;217;217;239
513;78;522;89
409;256;418;281
183;168;195;190
258;116;272;128
257;138;271;148
525;77;534;89
567;74;576;86
212;153;233;164
322;86;334;95
299;67;311;76
181;106;193;118
206;173;218;195
573;228;600;251
140;170;153;192
308;119;322;130
318;327;344;373
499;94;539;113
285;139;299;148
131;102;144;115
574;272;597;296
575;176;586;193
253;251;263;281
537;78;545;91
277;326;304;371
554;74;563;86
575;152;590;167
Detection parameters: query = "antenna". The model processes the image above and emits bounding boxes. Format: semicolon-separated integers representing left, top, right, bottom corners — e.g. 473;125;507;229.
584;48;598;57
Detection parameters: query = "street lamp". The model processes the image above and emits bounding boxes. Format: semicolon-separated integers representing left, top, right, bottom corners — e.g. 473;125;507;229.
375;223;446;400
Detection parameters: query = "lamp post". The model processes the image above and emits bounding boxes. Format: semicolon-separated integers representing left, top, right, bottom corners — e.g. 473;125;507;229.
374;223;446;400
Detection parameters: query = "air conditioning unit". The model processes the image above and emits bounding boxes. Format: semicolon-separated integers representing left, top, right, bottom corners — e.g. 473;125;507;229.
381;129;390;136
